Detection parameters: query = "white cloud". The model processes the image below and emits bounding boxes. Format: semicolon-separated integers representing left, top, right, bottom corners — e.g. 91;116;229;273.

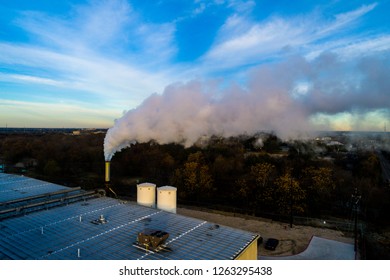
15;0;177;60
0;99;119;128
200;3;380;73
0;0;178;109
333;35;390;58
203;16;306;68
0;42;170;102
226;0;256;14
0;73;66;87
317;3;377;37
1;0;388;131
310;109;389;131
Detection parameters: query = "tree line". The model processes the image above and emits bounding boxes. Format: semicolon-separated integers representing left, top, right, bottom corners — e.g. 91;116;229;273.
0;132;389;224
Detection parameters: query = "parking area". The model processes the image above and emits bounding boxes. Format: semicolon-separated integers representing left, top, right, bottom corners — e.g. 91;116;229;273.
260;236;355;260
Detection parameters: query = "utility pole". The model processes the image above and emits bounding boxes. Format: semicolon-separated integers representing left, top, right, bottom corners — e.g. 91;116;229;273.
290;174;293;228
352;188;361;259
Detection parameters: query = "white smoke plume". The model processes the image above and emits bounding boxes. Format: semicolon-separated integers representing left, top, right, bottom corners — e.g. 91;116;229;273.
253;137;264;149
103;79;310;160
104;53;390;161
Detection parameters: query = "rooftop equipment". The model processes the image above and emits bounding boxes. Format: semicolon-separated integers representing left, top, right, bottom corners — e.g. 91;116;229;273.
91;214;108;225
0;173;260;260
104;161;117;197
135;229;170;252
105;161;110;183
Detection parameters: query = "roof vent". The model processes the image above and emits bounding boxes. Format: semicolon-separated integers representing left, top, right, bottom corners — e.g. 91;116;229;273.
134;229;171;252
91;214;108;225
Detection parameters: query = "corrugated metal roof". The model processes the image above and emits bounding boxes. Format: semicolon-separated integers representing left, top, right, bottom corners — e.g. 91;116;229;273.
0;173;258;260
0;173;69;203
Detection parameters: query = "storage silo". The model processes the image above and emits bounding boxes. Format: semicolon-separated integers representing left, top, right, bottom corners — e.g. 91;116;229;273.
137;182;156;208
157;186;177;213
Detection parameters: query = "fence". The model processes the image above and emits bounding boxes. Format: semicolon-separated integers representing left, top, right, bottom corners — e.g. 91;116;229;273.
178;198;365;233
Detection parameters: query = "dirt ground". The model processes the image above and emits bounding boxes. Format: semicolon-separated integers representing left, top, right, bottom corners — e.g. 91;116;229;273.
177;207;354;257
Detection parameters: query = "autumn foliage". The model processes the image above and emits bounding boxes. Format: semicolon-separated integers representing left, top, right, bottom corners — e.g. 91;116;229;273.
1;132;389;224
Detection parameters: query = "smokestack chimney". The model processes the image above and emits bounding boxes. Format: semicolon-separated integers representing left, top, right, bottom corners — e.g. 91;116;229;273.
105;161;110;183
104;161;117;198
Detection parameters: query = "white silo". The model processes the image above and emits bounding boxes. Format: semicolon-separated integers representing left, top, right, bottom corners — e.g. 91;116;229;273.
137;182;156;208
157;186;177;213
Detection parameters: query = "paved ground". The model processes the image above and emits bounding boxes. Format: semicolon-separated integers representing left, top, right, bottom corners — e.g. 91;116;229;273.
260;236;355;260
177;207;354;258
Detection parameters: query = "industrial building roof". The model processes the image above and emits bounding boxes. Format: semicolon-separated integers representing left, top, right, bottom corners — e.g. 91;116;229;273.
0;173;69;203
0;173;258;260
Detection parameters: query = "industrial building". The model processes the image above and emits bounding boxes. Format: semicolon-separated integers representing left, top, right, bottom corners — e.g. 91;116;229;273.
0;173;259;260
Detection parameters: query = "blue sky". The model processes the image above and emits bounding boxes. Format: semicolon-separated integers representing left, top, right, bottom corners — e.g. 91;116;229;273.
0;0;389;130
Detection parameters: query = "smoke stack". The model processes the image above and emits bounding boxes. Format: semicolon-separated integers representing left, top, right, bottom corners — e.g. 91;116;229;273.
104;161;117;197
105;161;110;183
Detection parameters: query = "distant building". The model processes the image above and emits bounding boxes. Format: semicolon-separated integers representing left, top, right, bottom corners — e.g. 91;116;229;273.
327;141;344;146
316;137;332;142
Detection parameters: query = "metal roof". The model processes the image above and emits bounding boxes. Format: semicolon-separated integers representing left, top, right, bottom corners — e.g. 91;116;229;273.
0;173;258;260
0;173;69;203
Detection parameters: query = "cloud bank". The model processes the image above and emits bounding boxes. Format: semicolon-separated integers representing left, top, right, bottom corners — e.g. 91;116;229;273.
1;0;389;131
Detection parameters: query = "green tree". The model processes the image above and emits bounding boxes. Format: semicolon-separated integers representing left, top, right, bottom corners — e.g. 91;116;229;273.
360;152;381;184
250;162;276;211
172;151;213;201
274;169;306;215
43;160;61;177
263;134;280;153
302;166;335;215
303;167;335;195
